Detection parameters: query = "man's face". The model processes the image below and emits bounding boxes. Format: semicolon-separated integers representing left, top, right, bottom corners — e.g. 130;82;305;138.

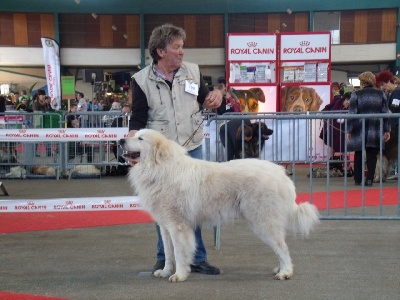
159;38;184;69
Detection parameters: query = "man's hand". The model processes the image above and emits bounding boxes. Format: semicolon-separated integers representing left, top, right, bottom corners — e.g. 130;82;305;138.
203;89;223;110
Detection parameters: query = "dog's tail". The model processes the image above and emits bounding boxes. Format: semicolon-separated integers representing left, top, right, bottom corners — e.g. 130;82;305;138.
288;202;320;236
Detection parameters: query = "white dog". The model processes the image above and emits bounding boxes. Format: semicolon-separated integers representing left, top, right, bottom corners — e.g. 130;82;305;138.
120;129;320;283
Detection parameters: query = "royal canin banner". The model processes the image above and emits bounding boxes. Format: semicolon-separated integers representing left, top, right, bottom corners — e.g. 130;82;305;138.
227;34;277;61
41;37;61;111
0;196;141;213
0;127;129;142
280;33;331;61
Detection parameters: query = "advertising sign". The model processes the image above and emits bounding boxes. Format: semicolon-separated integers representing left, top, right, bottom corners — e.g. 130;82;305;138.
280;33;331;61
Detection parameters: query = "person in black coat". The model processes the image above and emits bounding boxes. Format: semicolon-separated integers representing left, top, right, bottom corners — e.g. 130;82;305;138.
347;71;391;186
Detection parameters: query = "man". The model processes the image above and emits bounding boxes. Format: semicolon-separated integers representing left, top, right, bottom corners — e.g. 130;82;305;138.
76;92;87;127
128;23;222;275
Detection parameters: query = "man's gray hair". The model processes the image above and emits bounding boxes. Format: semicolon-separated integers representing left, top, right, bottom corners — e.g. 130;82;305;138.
148;23;186;63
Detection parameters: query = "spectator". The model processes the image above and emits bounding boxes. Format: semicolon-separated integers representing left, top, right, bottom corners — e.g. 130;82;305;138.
32;89;47;112
76;92;88;127
44;96;53;111
110;104;131;175
214;83;240;114
66;103;80;128
103;101;121;127
0;95;6;115
376;70;400;178
319;91;352;154
128;23;221;275
347;71;391;187
225;89;241;112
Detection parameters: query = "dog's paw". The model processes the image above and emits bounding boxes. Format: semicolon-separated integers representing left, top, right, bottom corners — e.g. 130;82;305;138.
168;272;189;283
273;267;293;280
153;269;172;278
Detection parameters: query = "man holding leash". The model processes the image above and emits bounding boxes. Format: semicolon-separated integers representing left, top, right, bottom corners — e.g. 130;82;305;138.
128;23;222;275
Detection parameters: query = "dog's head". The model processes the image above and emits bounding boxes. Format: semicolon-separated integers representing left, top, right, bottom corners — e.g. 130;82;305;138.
119;129;186;166
281;86;323;112
231;88;266;113
251;122;273;141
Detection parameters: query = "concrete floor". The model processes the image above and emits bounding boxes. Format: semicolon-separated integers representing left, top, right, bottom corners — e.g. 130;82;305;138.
1;168;399;299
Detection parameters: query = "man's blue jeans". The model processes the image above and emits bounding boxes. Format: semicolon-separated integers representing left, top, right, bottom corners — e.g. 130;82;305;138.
155;145;207;263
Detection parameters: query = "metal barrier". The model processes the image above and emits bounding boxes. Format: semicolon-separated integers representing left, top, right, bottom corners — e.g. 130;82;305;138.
204;112;400;221
1;110;399;220
0;111;130;179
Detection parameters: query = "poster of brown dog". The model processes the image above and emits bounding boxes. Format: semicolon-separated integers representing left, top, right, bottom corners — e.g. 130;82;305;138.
230;87;277;112
281;86;324;112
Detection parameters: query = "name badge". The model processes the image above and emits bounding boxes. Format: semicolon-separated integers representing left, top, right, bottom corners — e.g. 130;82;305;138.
185;80;198;96
392;98;400;107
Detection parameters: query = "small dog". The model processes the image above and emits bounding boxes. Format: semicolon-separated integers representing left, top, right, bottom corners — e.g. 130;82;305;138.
120;129;319;282
31;165;57;176
5;166;26;179
281;86;323;112
220;120;273;161
236;122;274;158
231;88;266;113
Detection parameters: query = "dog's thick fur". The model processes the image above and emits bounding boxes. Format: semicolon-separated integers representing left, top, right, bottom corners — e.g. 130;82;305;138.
121;129;319;283
281;86;323;112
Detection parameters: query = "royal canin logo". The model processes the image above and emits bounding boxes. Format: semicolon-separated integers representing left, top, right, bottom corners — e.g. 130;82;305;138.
247;42;257;47
104;199;111;204
19;130;27;133
27;201;35;205
300;41;310;47
66;200;73;205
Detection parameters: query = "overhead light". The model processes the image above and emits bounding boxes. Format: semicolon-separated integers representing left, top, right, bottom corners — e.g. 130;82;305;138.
74;0;81;4
91;13;97;19
286;8;292;15
123;34;128;39
112;25;117;31
281;23;287;28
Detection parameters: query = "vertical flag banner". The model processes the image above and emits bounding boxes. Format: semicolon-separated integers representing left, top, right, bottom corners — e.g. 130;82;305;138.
41;37;61;110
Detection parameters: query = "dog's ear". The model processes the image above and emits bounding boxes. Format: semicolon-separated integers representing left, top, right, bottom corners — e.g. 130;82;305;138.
249;88;265;103
307;88;324;111
153;140;170;163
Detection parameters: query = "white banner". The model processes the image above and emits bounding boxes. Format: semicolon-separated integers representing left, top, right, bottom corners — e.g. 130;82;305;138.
0;127;129;142
0;196;141;213
41;37;61;111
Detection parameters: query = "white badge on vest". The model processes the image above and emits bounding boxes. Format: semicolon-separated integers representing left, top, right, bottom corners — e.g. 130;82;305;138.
392;98;400;107
185;80;198;96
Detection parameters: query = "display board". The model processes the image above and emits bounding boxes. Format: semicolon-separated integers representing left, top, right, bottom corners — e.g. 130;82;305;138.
226;33;278;112
222;31;332;162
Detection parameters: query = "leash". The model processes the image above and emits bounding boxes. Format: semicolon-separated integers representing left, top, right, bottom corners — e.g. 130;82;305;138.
182;109;217;148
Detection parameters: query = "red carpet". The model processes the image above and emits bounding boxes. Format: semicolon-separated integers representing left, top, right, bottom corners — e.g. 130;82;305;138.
0;210;153;234
297;187;398;209
0;291;68;300
0;188;398;234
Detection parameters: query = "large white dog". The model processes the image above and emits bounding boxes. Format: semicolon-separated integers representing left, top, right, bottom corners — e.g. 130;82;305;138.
120;129;320;283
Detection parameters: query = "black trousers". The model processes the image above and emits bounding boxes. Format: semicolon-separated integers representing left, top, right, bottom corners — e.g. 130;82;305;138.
353;147;379;183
